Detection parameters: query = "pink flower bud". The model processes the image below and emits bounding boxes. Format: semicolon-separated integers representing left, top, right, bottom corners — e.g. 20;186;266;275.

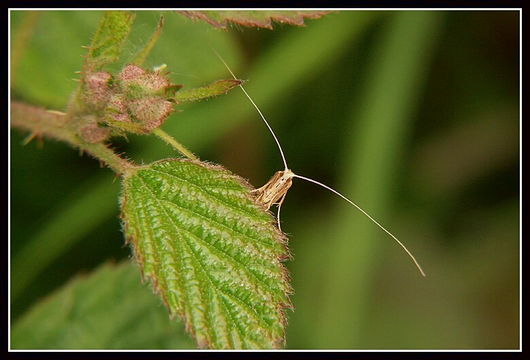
119;64;172;97
128;96;173;130
118;64;146;82
105;94;131;122
83;72;113;109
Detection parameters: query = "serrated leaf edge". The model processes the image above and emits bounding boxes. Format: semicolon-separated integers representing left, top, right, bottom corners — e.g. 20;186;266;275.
119;158;293;349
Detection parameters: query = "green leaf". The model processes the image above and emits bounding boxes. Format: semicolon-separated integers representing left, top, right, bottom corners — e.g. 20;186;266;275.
132;15;165;66
85;11;135;71
174;79;242;104
10;11;104;109
11;261;194;349
178;10;331;30
120;159;292;349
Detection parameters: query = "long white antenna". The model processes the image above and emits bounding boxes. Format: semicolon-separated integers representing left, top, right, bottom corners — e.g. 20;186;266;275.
293;174;426;277
212;49;425;277
212;49;289;171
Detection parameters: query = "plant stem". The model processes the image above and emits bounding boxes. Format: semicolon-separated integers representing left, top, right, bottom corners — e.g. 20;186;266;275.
10;101;133;174
152;128;198;160
81;142;132;175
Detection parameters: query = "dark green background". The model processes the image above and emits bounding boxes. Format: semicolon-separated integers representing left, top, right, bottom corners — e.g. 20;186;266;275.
10;10;519;349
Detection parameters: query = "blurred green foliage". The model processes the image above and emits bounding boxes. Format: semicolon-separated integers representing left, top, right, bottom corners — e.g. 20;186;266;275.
11;261;194;349
10;10;519;349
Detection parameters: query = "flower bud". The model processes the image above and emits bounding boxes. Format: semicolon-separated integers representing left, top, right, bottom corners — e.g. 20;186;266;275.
105;94;131;122
83;71;113;110
128;96;173;131
119;64;172;98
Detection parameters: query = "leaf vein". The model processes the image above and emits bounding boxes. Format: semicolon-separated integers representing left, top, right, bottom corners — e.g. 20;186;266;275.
147;168;267;223
158;199;283;298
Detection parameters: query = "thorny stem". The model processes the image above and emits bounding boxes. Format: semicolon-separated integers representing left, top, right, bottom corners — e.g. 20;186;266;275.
152;128;198;160
11;101;132;175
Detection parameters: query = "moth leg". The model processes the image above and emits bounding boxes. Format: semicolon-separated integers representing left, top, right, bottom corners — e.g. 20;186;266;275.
251;183;269;194
275;192;288;232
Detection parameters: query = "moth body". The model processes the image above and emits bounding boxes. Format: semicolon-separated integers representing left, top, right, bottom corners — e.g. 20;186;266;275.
252;169;294;210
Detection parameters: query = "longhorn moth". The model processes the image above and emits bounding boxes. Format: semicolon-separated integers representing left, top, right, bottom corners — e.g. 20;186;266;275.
214;50;426;277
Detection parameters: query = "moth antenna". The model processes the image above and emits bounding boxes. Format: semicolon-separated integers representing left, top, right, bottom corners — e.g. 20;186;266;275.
292;174;426;277
276;192;288;232
212;48;289;171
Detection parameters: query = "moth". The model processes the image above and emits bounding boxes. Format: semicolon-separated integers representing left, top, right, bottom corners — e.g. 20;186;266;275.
214;51;426;277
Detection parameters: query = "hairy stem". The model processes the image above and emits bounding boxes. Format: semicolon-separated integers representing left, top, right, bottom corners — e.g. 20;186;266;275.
10;101;133;174
152;128;198;160
81;142;132;175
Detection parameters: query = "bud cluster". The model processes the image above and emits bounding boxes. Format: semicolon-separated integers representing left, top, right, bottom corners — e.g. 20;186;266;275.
79;64;178;142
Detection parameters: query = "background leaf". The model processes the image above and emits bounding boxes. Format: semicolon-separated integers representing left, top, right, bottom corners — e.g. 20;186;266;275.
11;261;194;349
178;10;331;30
120;159;291;349
10;169;121;301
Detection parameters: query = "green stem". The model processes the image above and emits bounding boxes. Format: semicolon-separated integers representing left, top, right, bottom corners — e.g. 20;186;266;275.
104;118;197;160
81;142;132;175
152;128;198;160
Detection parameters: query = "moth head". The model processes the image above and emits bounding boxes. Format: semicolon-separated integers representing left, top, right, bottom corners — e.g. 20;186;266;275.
280;169;295;180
